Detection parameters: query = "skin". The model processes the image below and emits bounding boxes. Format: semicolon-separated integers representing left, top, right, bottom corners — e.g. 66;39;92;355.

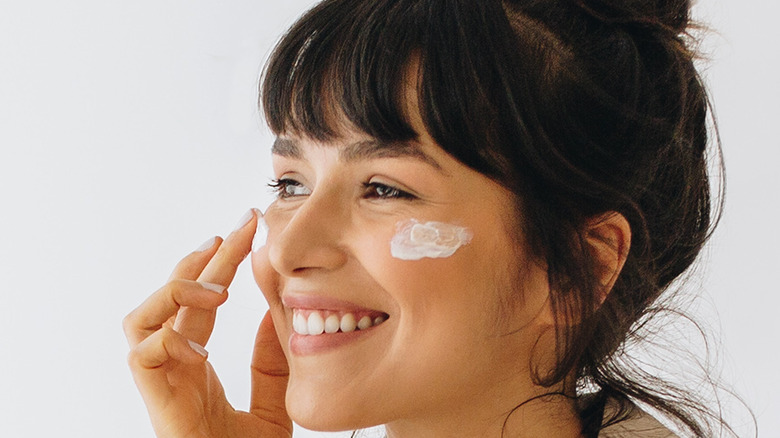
251;98;590;436
123;214;292;438
124;109;630;438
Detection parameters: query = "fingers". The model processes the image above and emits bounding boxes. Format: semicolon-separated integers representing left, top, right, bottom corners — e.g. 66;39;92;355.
130;325;209;369
126;325;209;408
250;312;292;434
168;236;223;281
124;208;258;348
123;210;265;437
198;209;259;287
174;209;260;345
123;279;229;347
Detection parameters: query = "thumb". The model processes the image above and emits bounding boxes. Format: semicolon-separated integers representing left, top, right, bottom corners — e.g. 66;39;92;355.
249;311;292;434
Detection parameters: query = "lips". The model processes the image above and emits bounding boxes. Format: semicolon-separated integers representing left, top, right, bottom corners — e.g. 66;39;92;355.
282;294;390;355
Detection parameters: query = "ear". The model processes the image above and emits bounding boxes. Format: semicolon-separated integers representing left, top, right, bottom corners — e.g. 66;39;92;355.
584;212;631;303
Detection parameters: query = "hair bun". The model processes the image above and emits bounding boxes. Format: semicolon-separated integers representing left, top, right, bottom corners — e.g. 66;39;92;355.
503;0;694;40
574;0;691;34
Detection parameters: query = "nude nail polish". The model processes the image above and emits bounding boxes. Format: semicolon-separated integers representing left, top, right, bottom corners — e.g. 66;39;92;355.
188;340;208;358
199;281;226;294
195;236;217;252
233;209;255;231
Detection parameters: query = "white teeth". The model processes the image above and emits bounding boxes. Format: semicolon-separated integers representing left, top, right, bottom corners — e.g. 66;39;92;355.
357;315;372;330
340;313;357;333
293;313;308;335
307;312;325;335
324;314;340;333
292;310;386;336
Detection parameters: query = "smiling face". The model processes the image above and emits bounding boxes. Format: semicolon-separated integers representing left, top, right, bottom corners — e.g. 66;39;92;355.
251;118;563;434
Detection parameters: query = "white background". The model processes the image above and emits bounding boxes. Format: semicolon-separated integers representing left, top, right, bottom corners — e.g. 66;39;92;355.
0;1;775;436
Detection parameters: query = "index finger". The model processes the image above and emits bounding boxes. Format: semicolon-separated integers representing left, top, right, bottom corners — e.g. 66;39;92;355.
167;235;223;282
174;208;260;345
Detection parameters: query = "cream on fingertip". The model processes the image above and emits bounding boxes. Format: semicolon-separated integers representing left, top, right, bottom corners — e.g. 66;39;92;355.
195;236;218;252
200;281;226;294
187;340;208;358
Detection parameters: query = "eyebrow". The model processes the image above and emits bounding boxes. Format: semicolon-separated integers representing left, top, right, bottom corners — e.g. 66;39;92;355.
272;137;443;171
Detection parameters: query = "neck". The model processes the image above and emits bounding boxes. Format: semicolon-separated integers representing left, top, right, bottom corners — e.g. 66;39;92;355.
384;390;584;438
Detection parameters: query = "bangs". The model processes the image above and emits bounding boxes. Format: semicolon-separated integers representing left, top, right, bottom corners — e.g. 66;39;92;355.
261;0;425;142
260;0;528;183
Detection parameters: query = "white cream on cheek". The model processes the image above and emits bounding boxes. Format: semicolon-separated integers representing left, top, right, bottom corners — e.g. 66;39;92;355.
390;219;473;260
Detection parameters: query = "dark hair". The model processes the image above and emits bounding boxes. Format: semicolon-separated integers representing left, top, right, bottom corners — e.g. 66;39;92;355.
261;0;737;436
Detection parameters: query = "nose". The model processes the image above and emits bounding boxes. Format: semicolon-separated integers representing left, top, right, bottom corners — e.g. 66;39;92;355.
267;186;350;277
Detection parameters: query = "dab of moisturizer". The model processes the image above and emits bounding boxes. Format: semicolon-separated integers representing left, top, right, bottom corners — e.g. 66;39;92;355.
390;219;473;260
253;216;269;252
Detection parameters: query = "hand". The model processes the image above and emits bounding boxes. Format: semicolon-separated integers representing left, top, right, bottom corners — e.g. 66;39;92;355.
123;210;292;438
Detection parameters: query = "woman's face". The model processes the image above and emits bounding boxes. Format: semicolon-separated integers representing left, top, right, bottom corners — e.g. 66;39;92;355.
251;117;556;433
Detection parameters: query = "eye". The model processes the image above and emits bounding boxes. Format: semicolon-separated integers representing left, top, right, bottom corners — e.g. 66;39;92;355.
269;178;311;199
362;182;416;200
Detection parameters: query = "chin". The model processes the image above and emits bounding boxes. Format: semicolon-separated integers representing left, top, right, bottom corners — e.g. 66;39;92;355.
285;381;386;432
286;400;360;432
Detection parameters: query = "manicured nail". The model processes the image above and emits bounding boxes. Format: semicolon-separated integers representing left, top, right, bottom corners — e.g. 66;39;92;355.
253;211;268;252
195;236;217;252
233;208;255;232
187;340;208;358
200;281;226;294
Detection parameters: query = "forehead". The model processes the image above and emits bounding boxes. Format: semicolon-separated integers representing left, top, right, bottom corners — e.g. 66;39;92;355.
261;0;426;145
272;137;444;172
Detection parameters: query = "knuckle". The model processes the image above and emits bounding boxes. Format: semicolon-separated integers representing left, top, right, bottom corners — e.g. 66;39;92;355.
122;311;137;335
156;324;173;339
167;278;189;289
160;325;181;346
126;347;142;367
159;280;187;307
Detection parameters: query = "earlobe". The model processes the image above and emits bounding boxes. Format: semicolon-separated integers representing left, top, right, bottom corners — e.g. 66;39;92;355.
584;212;631;303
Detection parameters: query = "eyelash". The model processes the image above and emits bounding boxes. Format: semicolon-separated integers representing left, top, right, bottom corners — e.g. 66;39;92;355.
362;182;416;200
268;178;416;200
268;178;308;199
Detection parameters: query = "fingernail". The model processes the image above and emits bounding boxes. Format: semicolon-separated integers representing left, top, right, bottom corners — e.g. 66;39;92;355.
233;208;255;232
195;236;217;252
253;211;268;252
200;281;226;294
187;340;208;358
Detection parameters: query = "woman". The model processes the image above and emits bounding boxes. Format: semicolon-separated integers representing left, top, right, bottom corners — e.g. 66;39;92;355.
124;0;736;436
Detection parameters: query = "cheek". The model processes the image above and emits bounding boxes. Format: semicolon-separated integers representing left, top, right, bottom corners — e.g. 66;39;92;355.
355;219;493;303
389;219;473;261
367;238;498;331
